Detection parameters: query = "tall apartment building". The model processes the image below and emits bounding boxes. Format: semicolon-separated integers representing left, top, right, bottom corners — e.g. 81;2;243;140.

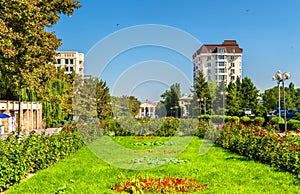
54;51;84;77
193;40;242;85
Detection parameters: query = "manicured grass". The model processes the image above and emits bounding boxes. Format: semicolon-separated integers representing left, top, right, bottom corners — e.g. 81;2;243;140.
6;137;300;193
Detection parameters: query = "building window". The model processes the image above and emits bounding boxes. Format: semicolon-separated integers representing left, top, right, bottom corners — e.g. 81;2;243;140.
207;49;212;53
220;75;226;81
219;69;225;73
231;76;235;80
230;48;235;53
65;67;69;72
57;59;61;64
207;69;212;74
70;59;74;64
230;69;235;74
230;56;235;60
65;59;69;64
207;56;211;61
231;63;235;67
207;75;211;81
207;62;211;67
218;62;225;67
70;66;74;71
217;55;225;60
217;48;226;53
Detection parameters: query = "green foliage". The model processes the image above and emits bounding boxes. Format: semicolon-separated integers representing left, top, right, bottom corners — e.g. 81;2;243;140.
240;77;260;113
193;71;211;115
226;82;241;116
95;79;112;119
216;123;300;176
224;116;232;123
231;116;240;123
153;117;180;137
159;83;181;117
287;119;300;131
0;0;81;127
0;125;83;192
199;114;211;121
195;121;208;138
0;0;81;100
270;116;284;125
262;87;279;112
263;83;298;111
240;116;251;123
292;112;300;121
128;96;141;117
100;117;199;137
253;117;265;125
212;82;226;115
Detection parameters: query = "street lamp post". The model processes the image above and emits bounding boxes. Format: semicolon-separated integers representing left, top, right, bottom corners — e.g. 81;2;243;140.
272;70;291;131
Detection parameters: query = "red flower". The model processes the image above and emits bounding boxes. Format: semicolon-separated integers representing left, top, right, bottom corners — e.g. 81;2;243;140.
280;139;284;143
295;146;299;151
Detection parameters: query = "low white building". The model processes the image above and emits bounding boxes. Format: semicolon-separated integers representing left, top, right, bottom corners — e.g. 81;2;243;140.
138;100;156;118
180;94;193;118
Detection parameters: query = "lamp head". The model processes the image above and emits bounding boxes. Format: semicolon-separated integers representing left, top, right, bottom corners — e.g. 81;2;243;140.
275;73;282;80
284;72;291;80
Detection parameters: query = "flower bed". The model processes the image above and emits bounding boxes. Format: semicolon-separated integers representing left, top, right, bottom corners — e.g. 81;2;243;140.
0;125;83;192
112;174;206;193
216;122;300;176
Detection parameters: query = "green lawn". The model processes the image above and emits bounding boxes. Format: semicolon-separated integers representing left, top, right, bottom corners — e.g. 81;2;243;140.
6;137;300;193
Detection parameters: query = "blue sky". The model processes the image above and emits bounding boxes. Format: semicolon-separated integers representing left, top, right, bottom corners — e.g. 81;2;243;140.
53;0;300;101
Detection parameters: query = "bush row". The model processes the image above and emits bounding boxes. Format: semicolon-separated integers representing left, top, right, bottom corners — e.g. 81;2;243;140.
216;122;300;176
77;117;208;144
199;114;300;131
0;125;84;192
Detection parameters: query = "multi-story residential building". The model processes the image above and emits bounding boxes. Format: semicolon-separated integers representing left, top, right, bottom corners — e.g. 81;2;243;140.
193;40;242;85
54;51;84;77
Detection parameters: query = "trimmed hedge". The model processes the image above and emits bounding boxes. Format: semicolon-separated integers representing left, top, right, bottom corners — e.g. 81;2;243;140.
0;125;84;192
216;122;300;176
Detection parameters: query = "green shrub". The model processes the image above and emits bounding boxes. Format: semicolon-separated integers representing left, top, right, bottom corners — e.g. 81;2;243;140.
224;116;232;123
199;114;211;122
195;121;208;138
224;116;239;123
0;125;83;192
240;116;251;124
269;116;284;125
253;117;265;125
292;112;300;121
231;116;240;123
287;119;300;131
153;117;179;137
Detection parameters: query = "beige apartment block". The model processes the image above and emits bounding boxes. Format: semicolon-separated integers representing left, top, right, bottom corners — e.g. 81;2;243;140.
54;51;84;77
0;101;43;134
193;40;243;85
